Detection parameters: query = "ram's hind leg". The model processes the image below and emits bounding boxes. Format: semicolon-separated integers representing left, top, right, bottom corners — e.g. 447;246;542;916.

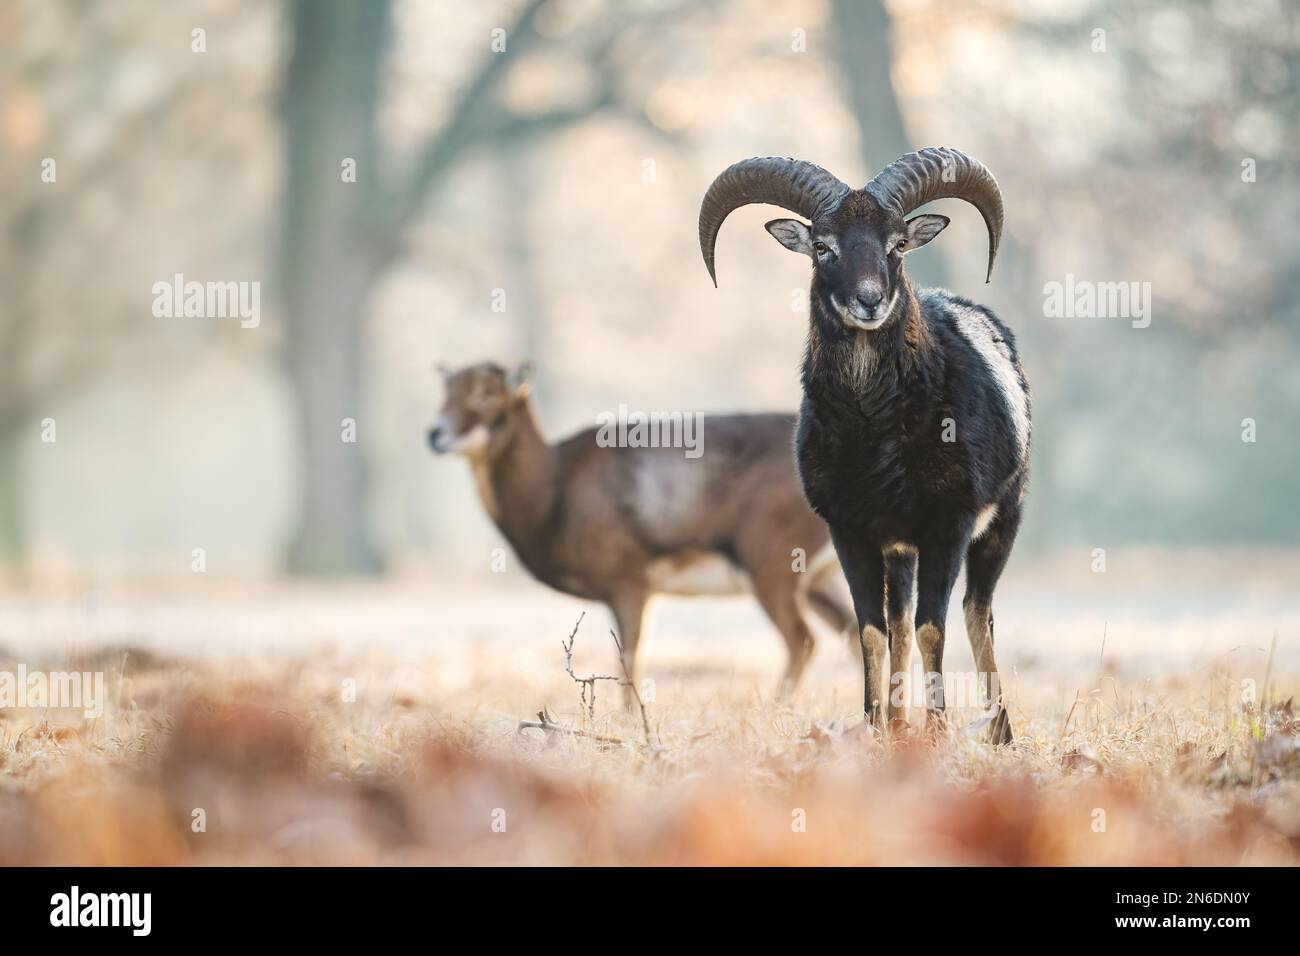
963;497;1023;745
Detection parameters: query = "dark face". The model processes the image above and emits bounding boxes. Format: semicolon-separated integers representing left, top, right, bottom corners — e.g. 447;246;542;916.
765;191;950;332
428;362;530;456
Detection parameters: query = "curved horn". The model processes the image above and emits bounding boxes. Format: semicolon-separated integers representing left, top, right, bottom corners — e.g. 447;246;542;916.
699;157;849;286
865;147;1004;283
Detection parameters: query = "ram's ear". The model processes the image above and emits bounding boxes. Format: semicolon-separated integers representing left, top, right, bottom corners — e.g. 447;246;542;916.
764;218;814;256
903;214;950;251
508;361;534;400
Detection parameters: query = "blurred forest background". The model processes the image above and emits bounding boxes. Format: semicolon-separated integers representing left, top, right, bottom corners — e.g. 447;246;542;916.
2;0;1298;583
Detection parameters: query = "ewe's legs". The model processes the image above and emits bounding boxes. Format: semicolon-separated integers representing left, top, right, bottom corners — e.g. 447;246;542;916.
609;589;648;710
752;571;817;696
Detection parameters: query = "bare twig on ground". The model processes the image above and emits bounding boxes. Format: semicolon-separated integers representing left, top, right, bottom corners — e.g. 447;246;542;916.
518;613;657;750
560;612;622;722
516;707;625;746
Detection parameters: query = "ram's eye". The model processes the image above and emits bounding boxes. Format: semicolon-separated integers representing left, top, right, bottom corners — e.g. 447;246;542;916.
894;238;908;253
813;241;829;255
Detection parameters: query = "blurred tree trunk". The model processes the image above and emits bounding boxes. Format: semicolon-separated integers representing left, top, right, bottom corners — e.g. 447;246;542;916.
280;0;389;573
832;0;946;290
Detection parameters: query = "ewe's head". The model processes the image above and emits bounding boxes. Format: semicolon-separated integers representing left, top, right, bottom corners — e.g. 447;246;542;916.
428;361;532;456
699;148;1003;332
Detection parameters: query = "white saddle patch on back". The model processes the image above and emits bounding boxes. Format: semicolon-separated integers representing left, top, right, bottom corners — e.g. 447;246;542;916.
949;303;1030;456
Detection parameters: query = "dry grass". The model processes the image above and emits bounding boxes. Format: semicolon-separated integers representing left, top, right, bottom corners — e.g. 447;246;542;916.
0;590;1297;866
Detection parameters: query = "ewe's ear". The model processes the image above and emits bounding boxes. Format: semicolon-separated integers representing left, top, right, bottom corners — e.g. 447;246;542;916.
764;218;813;256
903;214;950;251
508;361;534;400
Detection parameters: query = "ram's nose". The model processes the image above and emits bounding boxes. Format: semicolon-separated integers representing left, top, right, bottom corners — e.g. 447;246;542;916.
428;426;446;452
855;289;883;315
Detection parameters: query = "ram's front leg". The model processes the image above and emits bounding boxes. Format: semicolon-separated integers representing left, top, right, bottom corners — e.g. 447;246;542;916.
884;545;919;726
831;531;888;732
915;537;964;731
